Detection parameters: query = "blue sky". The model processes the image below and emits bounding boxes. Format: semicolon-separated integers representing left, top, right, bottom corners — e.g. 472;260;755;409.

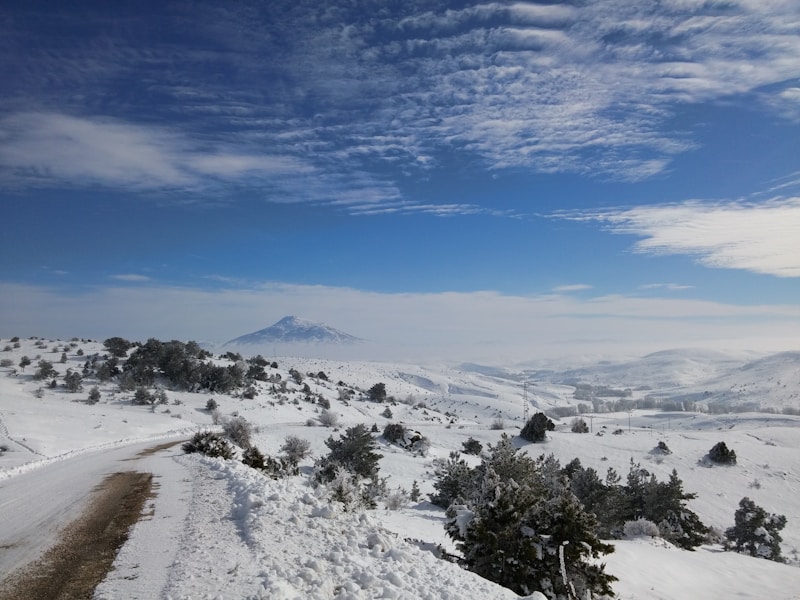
1;1;799;362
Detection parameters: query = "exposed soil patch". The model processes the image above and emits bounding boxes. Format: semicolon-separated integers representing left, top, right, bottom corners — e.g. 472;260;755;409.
0;471;154;600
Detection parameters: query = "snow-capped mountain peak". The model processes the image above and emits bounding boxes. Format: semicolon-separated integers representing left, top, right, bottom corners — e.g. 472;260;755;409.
226;316;362;345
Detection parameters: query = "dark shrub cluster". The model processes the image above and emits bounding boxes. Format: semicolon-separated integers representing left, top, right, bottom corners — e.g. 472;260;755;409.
182;431;234;459
708;441;737;465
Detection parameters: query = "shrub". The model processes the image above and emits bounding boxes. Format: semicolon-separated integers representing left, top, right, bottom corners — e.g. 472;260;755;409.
326;467;370;511
280;435;312;465
384;487;409;510
654;441;672;455
0;358;13;368
132;387;155;405
318;408;340;428
87;386;101;404
63;370;83;392
289;368;303;384
182;431;234;459
571;417;589;433
223;416;253;448
241;445;266;470
489;418;505;430
33;360;57;381
205;397;218;411
708;441;737;465
725;497;787;562
623;518;660;538
383;422;407;444
18;356;31;371
461;437;483;455
520;412;555;442
381;407;393;419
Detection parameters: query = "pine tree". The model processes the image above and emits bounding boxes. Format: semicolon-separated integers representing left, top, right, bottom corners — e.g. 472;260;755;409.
520;412;555;442
430;451;474;508
725;497;786;562
314;423;381;483
446;437;616;598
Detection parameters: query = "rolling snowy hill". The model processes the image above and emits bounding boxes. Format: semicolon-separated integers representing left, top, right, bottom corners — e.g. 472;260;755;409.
1;335;799;599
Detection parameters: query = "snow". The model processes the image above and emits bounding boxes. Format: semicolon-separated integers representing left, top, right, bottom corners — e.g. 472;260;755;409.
2;337;800;598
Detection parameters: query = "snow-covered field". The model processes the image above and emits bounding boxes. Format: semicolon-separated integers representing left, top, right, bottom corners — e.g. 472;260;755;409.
1;337;799;599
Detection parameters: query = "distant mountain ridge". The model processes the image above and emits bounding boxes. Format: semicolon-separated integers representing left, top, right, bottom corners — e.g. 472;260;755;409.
226;316;362;345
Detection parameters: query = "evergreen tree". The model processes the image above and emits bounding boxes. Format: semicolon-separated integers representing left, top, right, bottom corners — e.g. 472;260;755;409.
63;369;83;392
314;423;382;483
430;451;475;508
725;497;786;562
446;437;616;598
368;382;387;403
708;441;737;465
520;412;555;442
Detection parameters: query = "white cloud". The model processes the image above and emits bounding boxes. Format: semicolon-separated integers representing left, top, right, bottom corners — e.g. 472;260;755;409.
3;1;800;197
552;284;593;293
0;113;313;192
1;281;798;363
639;283;693;291
110;274;152;282
578;198;800;278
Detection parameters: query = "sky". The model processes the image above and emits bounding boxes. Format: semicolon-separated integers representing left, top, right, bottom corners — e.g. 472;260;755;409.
1;0;799;363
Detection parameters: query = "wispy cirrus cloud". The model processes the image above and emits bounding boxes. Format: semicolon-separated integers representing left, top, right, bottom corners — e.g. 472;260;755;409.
1;1;799;203
0;113;313;192
565;198;800;278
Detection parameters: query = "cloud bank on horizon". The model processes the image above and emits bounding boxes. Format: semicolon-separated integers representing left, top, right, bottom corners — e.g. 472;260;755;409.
1;1;799;359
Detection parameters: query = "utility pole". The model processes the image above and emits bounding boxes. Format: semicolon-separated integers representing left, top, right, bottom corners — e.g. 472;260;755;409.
523;381;529;422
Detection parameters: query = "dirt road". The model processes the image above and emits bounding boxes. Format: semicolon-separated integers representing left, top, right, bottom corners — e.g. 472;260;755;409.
0;441;182;600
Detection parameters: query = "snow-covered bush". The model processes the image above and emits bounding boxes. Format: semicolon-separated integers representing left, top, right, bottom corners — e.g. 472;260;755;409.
223;415;253;448
570;417;589;433
182;431;234;460
87;385;101;404
384;487;409;510
280;435;312;465
461;437;483;455
383;422;406;444
653;440;672;455
325;467;374;511
241;445;267;470
318;408;340;428
623;518;660;538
